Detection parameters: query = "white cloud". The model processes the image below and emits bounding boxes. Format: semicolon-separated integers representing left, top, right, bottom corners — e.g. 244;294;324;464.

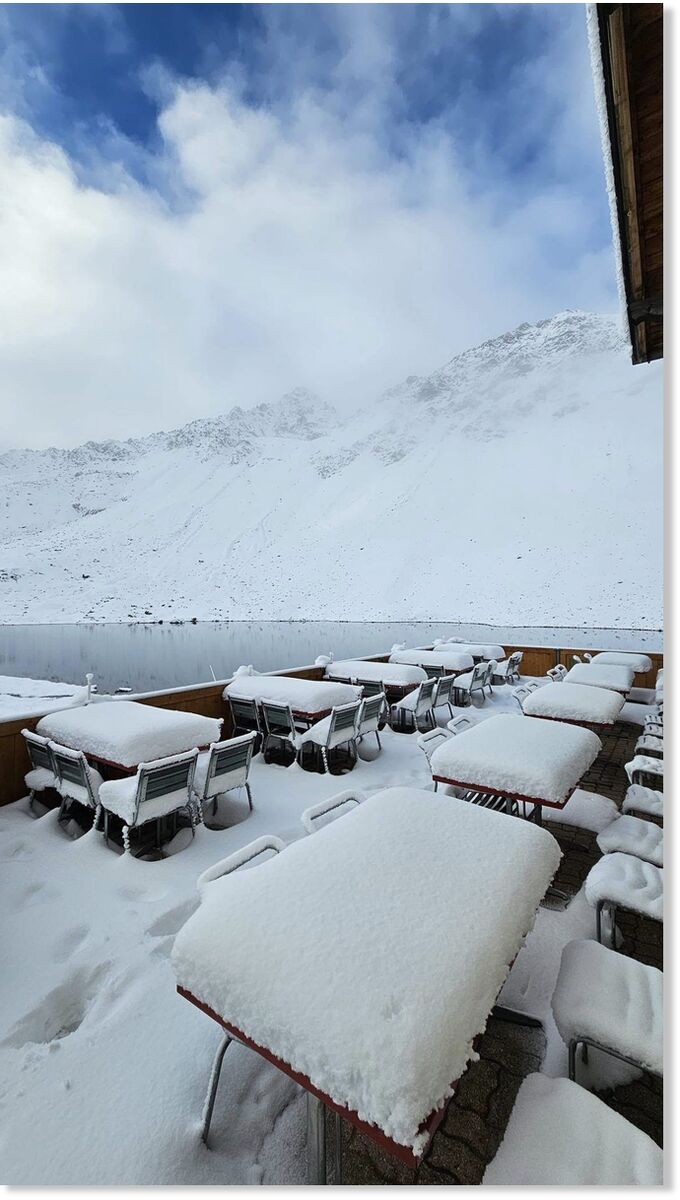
0;6;618;450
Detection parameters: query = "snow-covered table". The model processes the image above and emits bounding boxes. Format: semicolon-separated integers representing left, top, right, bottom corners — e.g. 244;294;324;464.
389;648;474;673
36;700;222;771
589;651;653;675
223;674;360;722
173;788;560;1176
563;663;634;695
430;715;601;823
522;682;624;728
439;641;505;661
325;659;426;696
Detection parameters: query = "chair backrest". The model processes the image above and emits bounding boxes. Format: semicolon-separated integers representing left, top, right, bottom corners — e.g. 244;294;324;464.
229;696;261;733
484;660;497;684
261;701;295;737
433;675;455;706
547;665;567;682
358;692;386;735
414;678;436;716
507;651;523;672
50;743;98;808
356;678;384;697
448;714;473;735
416;727;451;766
326;701;362;749
134;749;198;824
201;733;257;800
301;789;367;834
470;662;489;691
22;729;55;775
425;664;444;679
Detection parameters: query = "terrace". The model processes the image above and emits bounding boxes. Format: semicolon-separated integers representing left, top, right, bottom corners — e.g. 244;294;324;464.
0;635;663;1185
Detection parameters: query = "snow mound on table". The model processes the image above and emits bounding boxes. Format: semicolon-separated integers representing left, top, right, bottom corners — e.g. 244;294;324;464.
327;660;426;685
36;701;222;770
172;787;561;1155
596;814;663;866
590;651;653;673
564;663;634;691
585;853;663;921
522;681;623;723
389;649;474;671
429;715;601;805
482;1073;662;1184
223;676;361;711
551;939;663;1076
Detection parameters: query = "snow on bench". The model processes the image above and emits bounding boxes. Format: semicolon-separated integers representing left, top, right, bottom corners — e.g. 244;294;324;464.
326;660;426;686
521;681;624;725
596;814;663;867
223;675;361;714
552;939;663;1076
429;714;601;805
564;663;635;693
589;651;653;673
37;700;222;770
172;787;560;1156
585;852;663;923
482;1074;662;1185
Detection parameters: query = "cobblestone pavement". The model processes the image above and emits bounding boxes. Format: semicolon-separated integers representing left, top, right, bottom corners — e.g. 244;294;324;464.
336;718;663;1183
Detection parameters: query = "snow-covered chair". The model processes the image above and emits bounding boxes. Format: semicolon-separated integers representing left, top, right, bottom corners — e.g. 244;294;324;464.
643;714;663;736
260;701;299;767
446;713;474;735
416;727;451;784
22;729;58;811
194;732;257;816
585;852;663;947
634;733;663;759
511;681;539;711
50;742;102;830
492;651;523;684
227;695;262;749
482;1073;662;1185
596;814;663;867
452;661;491;706
356;692;386;751
98;748;199;854
551;939;662;1083
432;674;455;718
626;754;663;790
355;676;385;698
389;678;436;733
297;701;362;773
622;784;663;824
546;663;567;682
300;789;367;834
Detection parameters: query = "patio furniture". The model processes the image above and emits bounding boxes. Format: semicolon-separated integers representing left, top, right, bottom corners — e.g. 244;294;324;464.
584;852;663;947
596;814;663;866
622;784;663;823
430;714;601;826
446;714;475;735
551;939;662;1084
36;700;222;772
356;692;386;751
98;748;199;855
432;674;456;717
626;754;663;790
300;789;367;834
416;727;452;776
389;648;475;674
511;681;539;711
491;651;523;684
193;733;257;817
355;678;385;697
439;639;505;660
21;729;58;810
259;701;299;766
172;788;561;1181
588;651;653;674
326;660;425;702
546;664;568;682
389;678;436;733
227;696;262;746
452;661;494;706
519;681;624;728
297;701;362;773
482;1074;662;1185
634;733;663;759
50;742;103;829
563;663;634;695
224;675;361;726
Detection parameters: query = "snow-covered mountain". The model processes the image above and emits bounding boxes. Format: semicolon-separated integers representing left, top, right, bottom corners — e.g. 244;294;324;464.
0;312;663;627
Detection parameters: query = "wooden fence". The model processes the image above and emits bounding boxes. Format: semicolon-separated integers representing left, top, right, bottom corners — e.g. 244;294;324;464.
0;643;661;809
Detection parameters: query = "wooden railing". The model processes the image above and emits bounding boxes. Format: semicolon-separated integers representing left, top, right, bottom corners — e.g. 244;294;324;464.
0;643;662;809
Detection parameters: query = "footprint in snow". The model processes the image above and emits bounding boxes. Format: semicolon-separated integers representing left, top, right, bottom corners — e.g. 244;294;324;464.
1;962;111;1050
52;923;89;963
146;898;198;938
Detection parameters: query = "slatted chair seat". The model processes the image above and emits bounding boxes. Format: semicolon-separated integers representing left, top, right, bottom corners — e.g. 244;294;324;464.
356;692;386;751
260;701;300;767
483;1073;662;1185
297;701;362;773
596;814;663;866
194;732;257;814
622;784;663;823
389;678;436;733
22;729;58;809
551;939;663;1084
49;741;103;830
585;852;663;947
98;749;199;854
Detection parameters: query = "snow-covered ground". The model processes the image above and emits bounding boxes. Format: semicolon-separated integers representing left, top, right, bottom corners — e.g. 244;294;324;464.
0;311;663;627
0;680;647;1184
0;675;86;720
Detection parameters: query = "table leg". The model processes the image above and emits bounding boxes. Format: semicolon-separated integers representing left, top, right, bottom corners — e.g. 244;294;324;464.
307;1093;327;1184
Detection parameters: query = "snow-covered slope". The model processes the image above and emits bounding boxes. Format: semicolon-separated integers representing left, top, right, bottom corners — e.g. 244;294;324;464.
0;313;662;626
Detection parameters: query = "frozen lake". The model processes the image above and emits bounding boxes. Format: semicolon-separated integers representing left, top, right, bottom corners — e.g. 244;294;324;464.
0;620;663;695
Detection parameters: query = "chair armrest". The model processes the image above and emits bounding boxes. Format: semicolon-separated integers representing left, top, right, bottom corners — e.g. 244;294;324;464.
301;789;367;834
197;835;286;896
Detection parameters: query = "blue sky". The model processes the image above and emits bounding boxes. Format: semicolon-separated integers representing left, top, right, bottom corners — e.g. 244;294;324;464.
0;3;617;448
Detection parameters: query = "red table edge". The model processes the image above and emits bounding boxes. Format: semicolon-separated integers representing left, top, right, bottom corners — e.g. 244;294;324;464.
431;777;576;811
523;712;615;730
177;986;456;1168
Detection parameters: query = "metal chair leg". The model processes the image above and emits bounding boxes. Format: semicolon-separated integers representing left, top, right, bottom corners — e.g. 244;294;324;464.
321;747;329;774
610;904;618;950
307;1094;326;1184
201;1033;233;1146
595;900;605;944
375;730;381;750
568;1039;578;1081
245;782;253;811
